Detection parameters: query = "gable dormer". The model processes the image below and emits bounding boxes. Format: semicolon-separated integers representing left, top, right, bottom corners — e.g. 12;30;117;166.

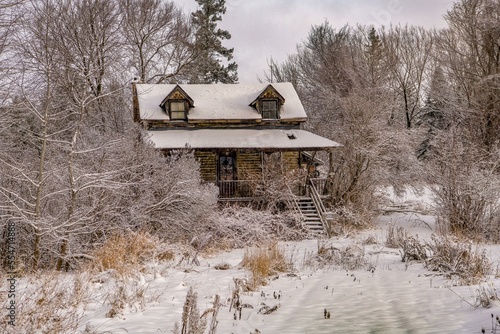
159;85;194;121
249;84;285;120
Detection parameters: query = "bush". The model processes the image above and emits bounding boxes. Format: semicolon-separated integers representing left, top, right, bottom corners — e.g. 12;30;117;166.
210;207;307;249
325;205;374;237
314;241;368;271
425;235;492;285
385;225;408;248
428;130;500;241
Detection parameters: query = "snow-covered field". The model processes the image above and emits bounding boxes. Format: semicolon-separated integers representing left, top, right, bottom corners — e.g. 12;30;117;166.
3;189;500;334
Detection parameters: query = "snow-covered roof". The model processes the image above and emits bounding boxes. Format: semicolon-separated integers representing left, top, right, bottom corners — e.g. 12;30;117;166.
146;129;341;151
135;83;307;121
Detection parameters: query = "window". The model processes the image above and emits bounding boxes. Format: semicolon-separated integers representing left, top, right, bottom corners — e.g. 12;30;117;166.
169;101;186;120
261;100;278;119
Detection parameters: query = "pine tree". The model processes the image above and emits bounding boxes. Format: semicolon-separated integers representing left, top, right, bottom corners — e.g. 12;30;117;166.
365;26;384;86
416;66;449;160
190;0;238;83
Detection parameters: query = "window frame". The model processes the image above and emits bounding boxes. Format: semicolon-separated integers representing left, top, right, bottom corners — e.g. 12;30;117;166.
168;100;188;121
260;99;279;120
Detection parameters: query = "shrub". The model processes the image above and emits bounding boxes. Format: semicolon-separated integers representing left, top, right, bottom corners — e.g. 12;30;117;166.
427;130;500;241
210;207;307;249
385;225;408;248
315;241;367;271
399;234;428;263
325;205;374;237
425;235;492;285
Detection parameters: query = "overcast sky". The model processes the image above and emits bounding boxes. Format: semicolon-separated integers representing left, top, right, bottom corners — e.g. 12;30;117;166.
177;0;455;84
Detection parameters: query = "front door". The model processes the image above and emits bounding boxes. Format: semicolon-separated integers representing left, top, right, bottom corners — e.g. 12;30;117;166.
218;153;236;197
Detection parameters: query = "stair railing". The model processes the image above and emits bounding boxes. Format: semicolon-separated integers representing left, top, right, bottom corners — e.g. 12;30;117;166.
309;179;332;236
285;183;304;226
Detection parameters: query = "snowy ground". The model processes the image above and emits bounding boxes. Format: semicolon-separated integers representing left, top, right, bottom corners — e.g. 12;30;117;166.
3;188;500;333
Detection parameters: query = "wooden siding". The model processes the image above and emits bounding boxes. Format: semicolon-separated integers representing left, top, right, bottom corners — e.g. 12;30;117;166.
283;151;300;172
195;151;217;182
237;152;262;180
145;119;304;130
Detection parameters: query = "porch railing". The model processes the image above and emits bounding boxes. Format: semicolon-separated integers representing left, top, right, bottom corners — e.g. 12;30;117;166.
217;177;330;201
218;180;262;200
310;178;328;196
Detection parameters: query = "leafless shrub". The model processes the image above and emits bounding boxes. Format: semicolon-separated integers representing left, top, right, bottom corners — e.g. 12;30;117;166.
210;207;307;249
399;234;429;263
425;235;492;285
326;205;374;237
314;240;368;271
241;242;291;290
428;130;500;241
249;152;307;212
362;235;378;245
474;284;500;309
385;225;408;248
104;276;159;318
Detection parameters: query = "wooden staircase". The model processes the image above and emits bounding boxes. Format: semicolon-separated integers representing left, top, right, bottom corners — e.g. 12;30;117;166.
297;197;324;234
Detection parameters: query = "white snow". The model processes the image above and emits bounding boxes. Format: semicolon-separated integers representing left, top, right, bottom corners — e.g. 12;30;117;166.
73;190;500;333
147;129;341;150
4;189;500;334
135;83;308;121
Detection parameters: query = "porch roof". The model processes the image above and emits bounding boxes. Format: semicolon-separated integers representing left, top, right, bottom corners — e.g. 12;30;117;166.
146;129;341;152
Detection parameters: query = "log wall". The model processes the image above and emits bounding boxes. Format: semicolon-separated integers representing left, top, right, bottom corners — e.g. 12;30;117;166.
195;151;217;182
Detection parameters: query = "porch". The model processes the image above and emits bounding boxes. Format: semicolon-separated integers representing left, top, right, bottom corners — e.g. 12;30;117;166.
217;178;328;201
217;178;333;235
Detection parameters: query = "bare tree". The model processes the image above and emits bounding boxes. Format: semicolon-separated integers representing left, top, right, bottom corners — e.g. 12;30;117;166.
0;0;218;271
382;25;434;129
120;0;195;83
438;0;500;150
263;22;424;212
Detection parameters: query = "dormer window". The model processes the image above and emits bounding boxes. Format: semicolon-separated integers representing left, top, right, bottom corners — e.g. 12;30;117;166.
169;100;187;120
261;99;278;119
249;84;285;120
160;85;194;122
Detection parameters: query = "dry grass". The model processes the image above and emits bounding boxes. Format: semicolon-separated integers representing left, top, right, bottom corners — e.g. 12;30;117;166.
241;242;291;290
1;272;90;333
86;231;173;276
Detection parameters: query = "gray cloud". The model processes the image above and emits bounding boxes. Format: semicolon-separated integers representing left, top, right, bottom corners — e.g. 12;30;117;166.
177;0;454;83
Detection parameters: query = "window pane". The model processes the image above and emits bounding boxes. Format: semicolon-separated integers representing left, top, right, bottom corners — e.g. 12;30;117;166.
170;102;185;112
262;100;277;112
171;111;186;120
262;110;277;119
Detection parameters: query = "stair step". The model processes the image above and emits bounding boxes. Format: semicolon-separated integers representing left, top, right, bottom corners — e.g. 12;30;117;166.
305;222;321;226
294;196;325;234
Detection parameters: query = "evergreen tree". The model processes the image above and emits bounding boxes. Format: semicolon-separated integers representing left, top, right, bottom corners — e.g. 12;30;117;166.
416;66;450;160
365;26;384;86
190;0;238;83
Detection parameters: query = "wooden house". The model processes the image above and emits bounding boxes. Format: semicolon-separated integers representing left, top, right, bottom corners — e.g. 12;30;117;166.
132;82;340;204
